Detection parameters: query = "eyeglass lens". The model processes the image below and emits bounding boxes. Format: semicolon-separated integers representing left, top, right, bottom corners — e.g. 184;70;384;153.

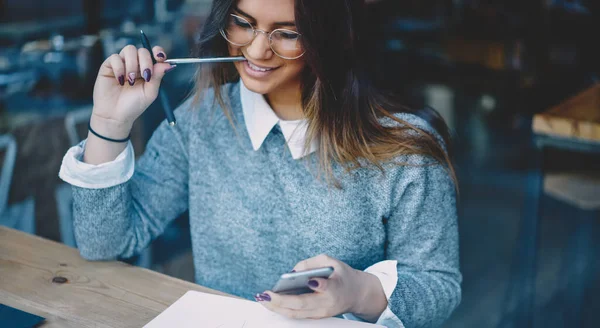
222;14;304;59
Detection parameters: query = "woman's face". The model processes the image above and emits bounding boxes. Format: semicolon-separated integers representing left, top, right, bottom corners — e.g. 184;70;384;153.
227;0;306;96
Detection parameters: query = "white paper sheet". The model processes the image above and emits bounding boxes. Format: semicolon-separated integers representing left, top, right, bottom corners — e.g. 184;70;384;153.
144;291;384;328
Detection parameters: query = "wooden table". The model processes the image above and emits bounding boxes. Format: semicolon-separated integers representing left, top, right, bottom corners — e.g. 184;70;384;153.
0;226;233;327
533;83;600;143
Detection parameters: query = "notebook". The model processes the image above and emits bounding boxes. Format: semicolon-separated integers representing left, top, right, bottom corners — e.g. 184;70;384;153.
144;291;383;328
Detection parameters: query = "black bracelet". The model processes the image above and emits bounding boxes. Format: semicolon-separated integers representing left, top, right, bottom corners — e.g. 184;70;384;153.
88;121;131;143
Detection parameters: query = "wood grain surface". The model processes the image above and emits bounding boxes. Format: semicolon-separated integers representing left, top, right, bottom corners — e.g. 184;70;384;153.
533;84;600;142
0;226;233;327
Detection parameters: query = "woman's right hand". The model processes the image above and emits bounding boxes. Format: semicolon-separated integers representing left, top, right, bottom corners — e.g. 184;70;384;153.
91;45;175;134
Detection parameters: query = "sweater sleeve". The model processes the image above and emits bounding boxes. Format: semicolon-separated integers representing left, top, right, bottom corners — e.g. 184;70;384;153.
67;108;193;261
385;159;462;328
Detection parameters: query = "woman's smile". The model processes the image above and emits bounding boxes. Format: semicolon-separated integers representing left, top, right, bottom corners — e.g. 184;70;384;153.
243;59;281;79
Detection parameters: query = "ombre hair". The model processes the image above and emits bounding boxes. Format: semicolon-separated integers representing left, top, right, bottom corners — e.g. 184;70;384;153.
191;0;457;188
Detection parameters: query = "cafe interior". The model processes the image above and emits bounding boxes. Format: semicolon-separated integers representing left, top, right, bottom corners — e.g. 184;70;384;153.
1;0;599;327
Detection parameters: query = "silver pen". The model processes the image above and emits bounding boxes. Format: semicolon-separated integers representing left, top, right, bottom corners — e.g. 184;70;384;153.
165;57;246;64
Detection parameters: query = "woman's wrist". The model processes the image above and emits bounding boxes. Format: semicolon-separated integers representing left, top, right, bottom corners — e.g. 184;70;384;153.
350;270;388;322
83;112;133;165
90;112;133;140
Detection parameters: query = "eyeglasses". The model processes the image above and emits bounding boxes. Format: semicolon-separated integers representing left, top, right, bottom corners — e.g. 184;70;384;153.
220;14;305;60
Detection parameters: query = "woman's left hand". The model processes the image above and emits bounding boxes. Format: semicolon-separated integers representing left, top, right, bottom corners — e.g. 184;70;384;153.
255;254;387;321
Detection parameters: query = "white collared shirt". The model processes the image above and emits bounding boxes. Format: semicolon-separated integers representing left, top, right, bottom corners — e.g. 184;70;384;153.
58;81;404;327
240;81;318;160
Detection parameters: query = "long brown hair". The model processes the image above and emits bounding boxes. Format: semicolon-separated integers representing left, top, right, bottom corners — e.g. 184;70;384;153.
191;0;457;188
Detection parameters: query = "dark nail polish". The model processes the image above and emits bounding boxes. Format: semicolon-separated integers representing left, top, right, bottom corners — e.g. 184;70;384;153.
118;75;125;86
157;52;165;58
308;280;319;288
128;73;135;86
165;65;177;74
143;69;152;82
290;270;296;273
259;293;271;302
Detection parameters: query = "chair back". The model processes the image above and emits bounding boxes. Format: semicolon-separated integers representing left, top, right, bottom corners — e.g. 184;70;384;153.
65;107;93;146
0;134;17;216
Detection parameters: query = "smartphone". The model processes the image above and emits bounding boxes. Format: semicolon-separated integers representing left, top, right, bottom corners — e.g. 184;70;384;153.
271;266;334;295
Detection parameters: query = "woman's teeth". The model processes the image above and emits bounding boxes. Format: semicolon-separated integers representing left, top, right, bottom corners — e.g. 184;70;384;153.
248;62;275;72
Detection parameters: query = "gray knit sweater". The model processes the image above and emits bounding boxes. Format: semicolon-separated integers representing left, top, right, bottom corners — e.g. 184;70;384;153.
68;82;461;328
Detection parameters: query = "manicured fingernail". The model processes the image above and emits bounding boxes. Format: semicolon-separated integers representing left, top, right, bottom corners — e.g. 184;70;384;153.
118;75;125;86
259;293;271;302
157;52;165;58
143;69;152;82
289;270;296;273
128;72;136;86
308;280;319;288
165;65;177;74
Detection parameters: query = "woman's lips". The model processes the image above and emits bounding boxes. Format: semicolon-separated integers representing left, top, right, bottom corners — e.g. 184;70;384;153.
243;60;279;78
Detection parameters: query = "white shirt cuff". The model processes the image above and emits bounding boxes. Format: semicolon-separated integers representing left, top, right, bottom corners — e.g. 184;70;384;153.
58;139;135;189
343;260;405;328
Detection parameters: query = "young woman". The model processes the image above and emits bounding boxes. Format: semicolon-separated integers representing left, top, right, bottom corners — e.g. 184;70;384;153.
59;0;461;327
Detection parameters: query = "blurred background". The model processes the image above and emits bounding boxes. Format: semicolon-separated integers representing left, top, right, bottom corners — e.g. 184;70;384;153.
1;0;599;327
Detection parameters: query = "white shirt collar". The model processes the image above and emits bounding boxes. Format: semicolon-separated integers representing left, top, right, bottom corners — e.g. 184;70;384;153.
240;81;318;160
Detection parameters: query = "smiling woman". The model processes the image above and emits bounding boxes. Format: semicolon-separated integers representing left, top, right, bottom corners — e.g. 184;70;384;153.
193;0;455;181
59;0;461;328
197;0;307;120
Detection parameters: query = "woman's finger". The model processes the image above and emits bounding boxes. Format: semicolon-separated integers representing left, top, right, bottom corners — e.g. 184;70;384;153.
138;47;153;82
120;45;139;86
259;291;324;311
105;54;125;86
293;254;338;273
153;46;167;62
305;277;331;293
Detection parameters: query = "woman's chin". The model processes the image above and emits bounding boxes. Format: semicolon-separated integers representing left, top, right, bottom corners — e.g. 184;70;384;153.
239;75;272;95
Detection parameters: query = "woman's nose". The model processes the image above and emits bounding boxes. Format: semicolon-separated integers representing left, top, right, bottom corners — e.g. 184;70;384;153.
245;31;273;60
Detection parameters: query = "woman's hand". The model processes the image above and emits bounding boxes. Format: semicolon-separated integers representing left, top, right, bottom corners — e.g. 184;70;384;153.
92;45;175;130
83;45;175;165
256;254;388;322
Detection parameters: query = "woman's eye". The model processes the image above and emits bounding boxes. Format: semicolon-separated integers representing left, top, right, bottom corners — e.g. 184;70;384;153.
233;17;252;29
278;31;300;40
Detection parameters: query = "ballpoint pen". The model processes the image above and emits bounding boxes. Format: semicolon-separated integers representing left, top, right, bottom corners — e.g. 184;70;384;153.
165;57;246;64
140;30;177;126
